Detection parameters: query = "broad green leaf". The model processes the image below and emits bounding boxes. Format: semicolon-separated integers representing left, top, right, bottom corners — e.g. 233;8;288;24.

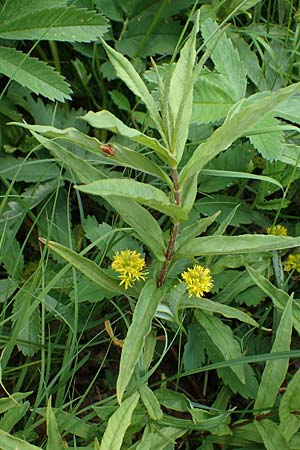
41;239;126;295
117;280;166;403
0;157;60;182
247;115;284;161
0;0;66;21
155;389;191;412
179;82;300;189
134;425;186;450
0;46;71;102
101;40;164;136
0;393;31;414
82;110;176;166
255;419;290;450
247;266;300;335
0;7;108;42
177;234;300;257
277;144;300;168
180;296;258;328
0;401;29;433
279;370;300;441
46;397;65;450
76;179;188;221
254;297;293;413
100;392;139;450
192;71;235;123
195;310;245;383
168;11;198;161
139;384;163;421
0;430;42;450
201;19;247;101
273;95;300;124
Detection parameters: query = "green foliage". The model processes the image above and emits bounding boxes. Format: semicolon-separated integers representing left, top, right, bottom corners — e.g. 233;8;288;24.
1;1;300;449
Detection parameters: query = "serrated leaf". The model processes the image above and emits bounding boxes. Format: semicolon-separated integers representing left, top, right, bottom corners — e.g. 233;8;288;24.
0;0;67;21
255;420;290;450
0;46;71;101
0;7;108;42
201;19;246;100
75;178;188;221
254;297;293;414
247;115;284;160
117;280;166;403
46;397;64;450
192;71;235;123
100;392;139;450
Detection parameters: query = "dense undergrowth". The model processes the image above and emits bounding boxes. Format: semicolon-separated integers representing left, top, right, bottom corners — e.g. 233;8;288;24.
1;0;300;449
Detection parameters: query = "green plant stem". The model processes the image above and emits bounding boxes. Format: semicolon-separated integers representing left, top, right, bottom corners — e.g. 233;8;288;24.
157;169;181;287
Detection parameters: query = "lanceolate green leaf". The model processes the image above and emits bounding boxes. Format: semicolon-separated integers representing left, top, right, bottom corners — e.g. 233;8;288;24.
179;82;300;189
82;110;176;166
279;370;300;441
168;10;199;161
101;39;164;137
75;179;188;221
46;397;65;450
100;392;139;450
117;280;166;403
254;297;293;413
177;234;300;257
180;297;258;328
0;430;42;450
195;310;245;384
0;7;108;42
12;123;172;186
40;239;126;295
0;46;71;101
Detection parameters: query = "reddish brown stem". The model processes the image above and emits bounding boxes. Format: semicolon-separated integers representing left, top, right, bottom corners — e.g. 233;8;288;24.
157;169;181;287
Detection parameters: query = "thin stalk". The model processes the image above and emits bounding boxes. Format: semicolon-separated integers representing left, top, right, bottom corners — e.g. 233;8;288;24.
157;168;181;287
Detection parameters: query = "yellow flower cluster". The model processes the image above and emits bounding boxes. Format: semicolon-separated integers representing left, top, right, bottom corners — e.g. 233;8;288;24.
181;264;213;298
111;249;147;289
266;225;288;236
283;254;300;273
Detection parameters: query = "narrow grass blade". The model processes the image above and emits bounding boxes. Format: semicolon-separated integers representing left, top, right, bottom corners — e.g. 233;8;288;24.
100;392;139;450
117;280;167;403
254;297;293;413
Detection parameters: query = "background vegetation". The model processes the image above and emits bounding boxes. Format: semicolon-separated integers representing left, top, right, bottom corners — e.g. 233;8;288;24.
0;0;300;449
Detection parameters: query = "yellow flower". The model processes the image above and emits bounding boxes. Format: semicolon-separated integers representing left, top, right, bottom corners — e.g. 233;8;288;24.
266;225;288;236
283;254;300;273
181;264;213;298
111;249;147;289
